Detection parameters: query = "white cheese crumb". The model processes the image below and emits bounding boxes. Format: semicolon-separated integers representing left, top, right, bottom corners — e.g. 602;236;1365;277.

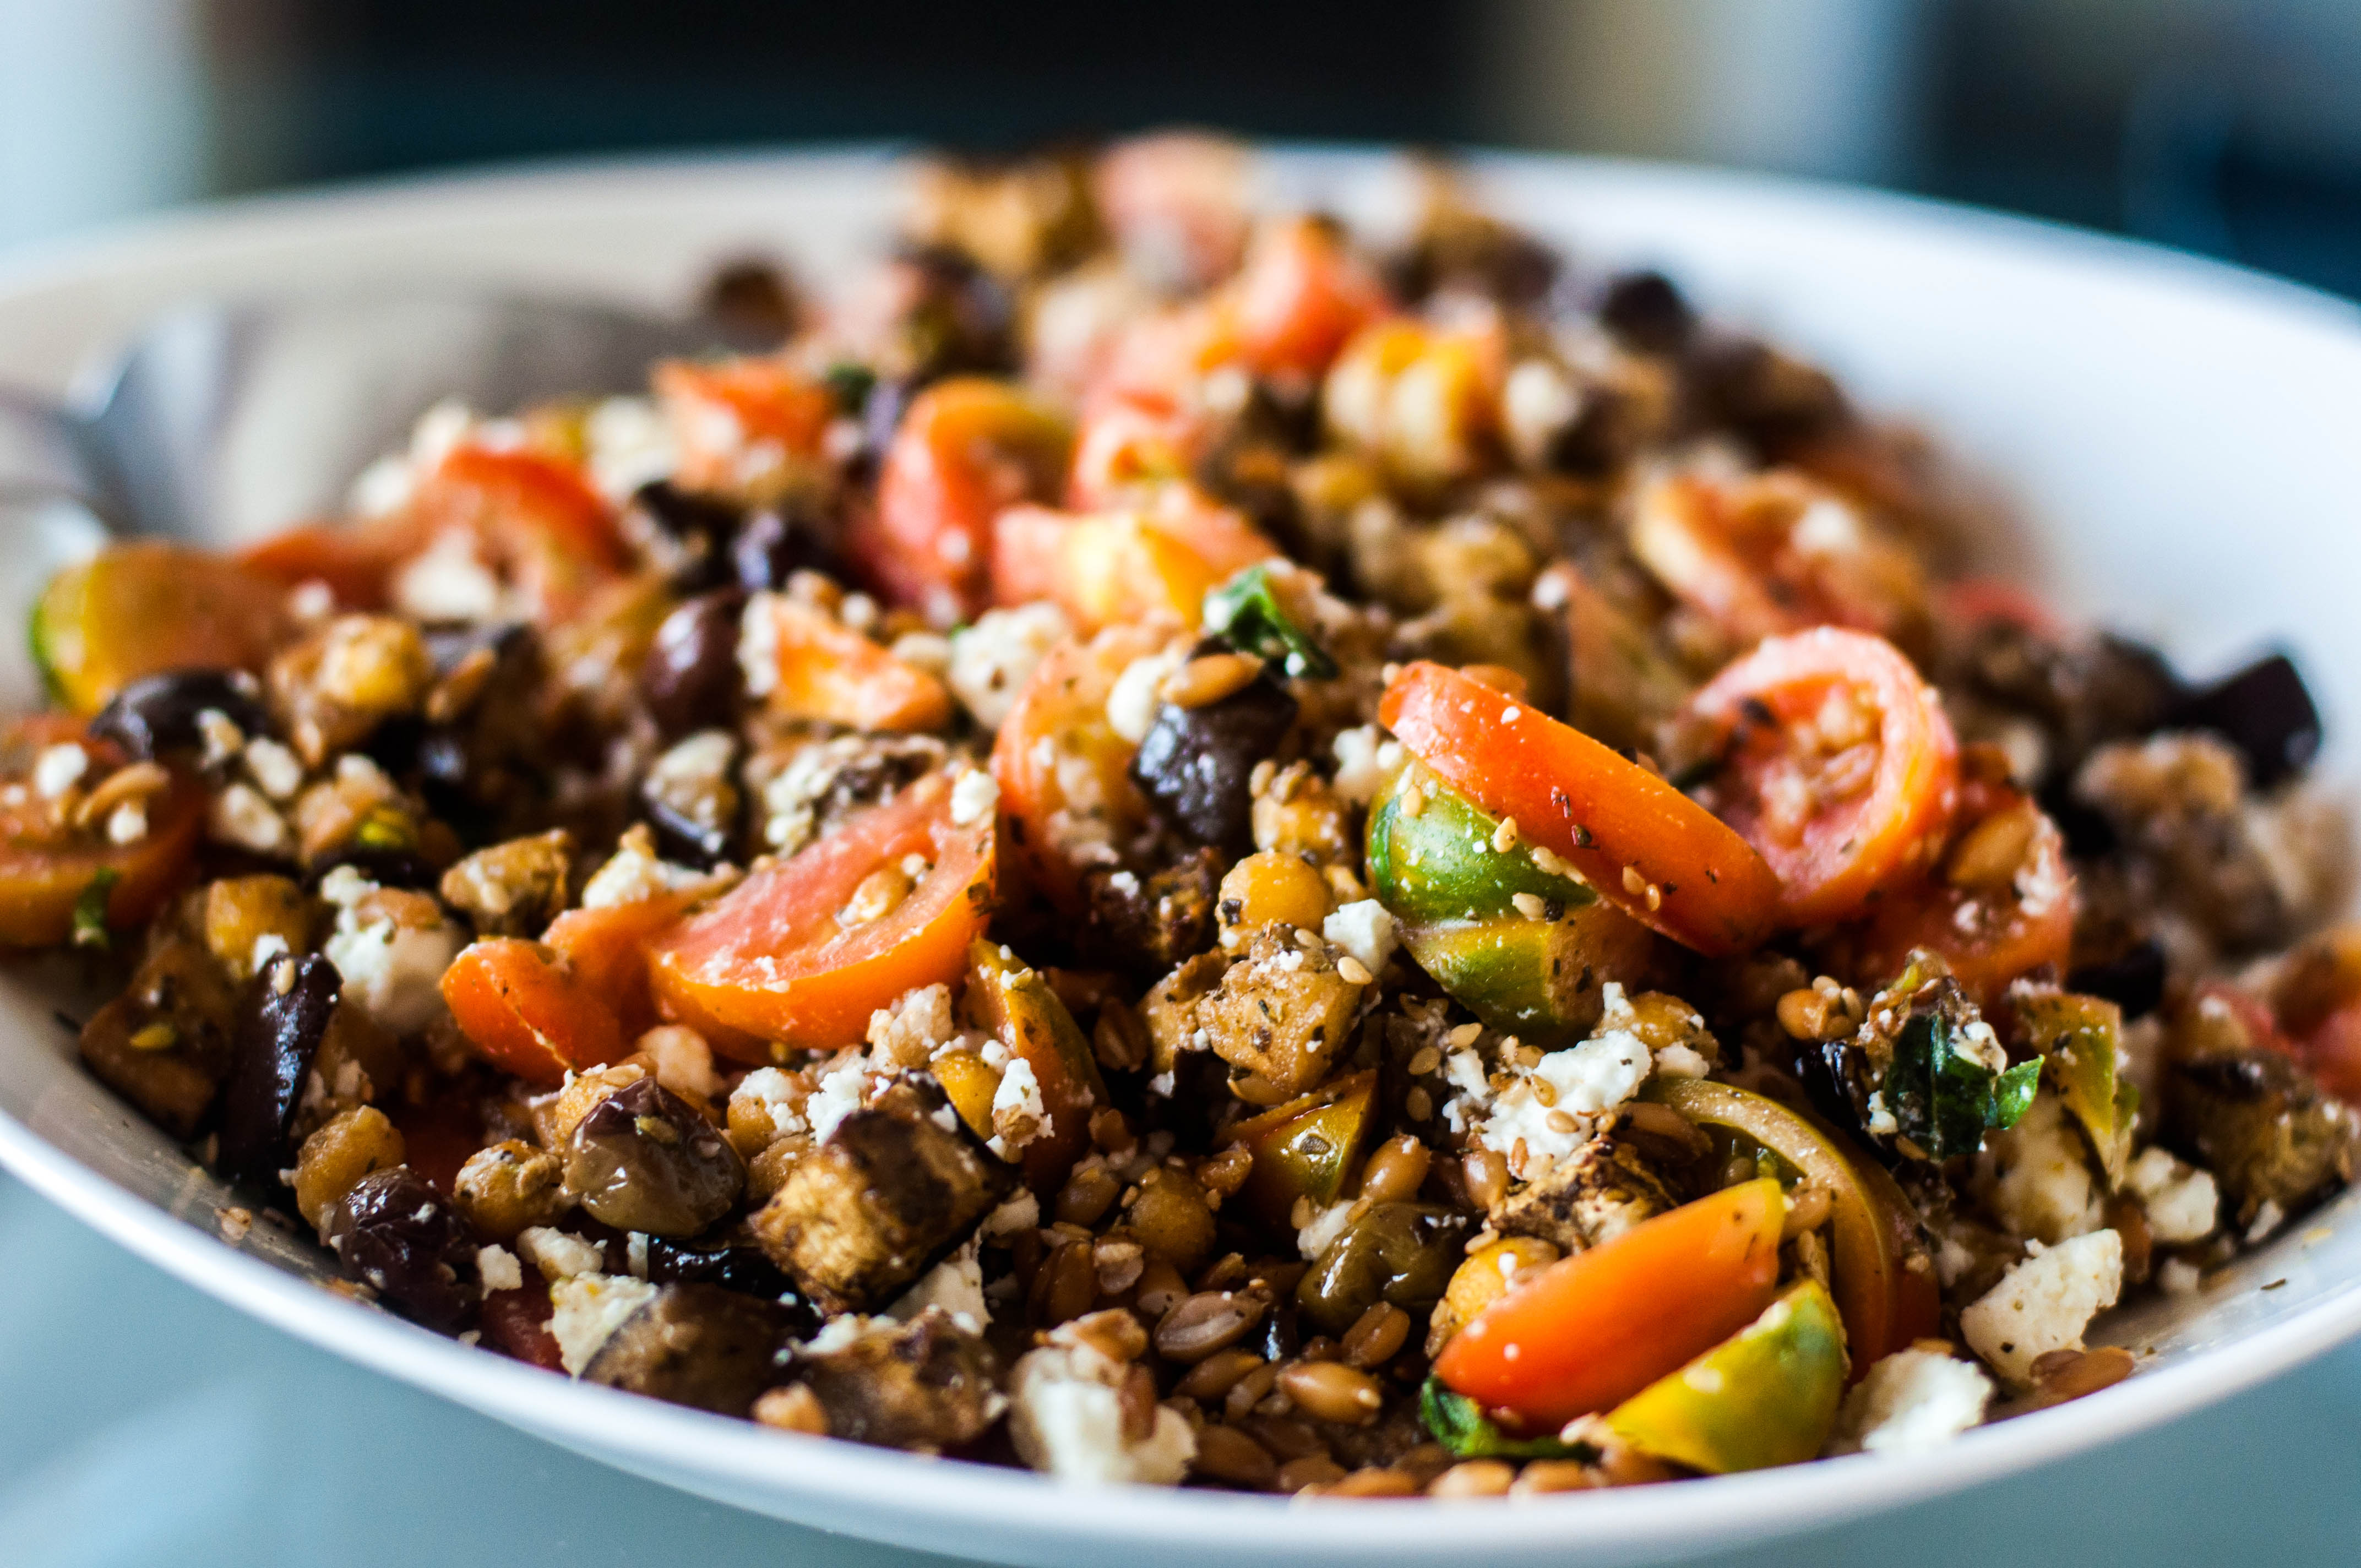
391;529;505;623
2157;1257;2203;1295
1473;1026;1652;1165
990;1058;1047;1153
105;800;148;845
517;1227;606;1283
1105;651;1187;745
1007;1334;1196;1484
1296;1200;1357;1261
195;709;246;769
208;783;290;856
477;1244;524;1294
1321;899;1398;977
730;1066;807;1144
808;1061;870;1144
1960;1227;2123;1389
949;766;1000;827
886;1239;989;1332
948;603;1070;731
580;831;710;909
638;1025;721;1103
2123;1146;2219;1244
585;395;678;502
1653;1043;1711;1080
322;891;465;1036
1829;1348;1991;1455
32;744;87;799
867;983;958;1064
1329;725;1401;805
1978;1092;2103;1245
548;1273;657;1375
2245;1199;2286;1245
242;738;304;800
738;590;783;699
981;1190;1042;1238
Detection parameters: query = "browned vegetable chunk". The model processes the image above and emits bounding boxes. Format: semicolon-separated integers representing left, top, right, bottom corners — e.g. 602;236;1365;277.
2164;1046;2359;1226
78;933;242;1137
582;1282;791;1417
439;829;574;937
749;1079;1013;1314
1193;925;1367;1098
1494;1121;1680;1252
791;1306;1004;1452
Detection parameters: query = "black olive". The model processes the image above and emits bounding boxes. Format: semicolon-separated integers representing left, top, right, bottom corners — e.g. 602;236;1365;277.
2068;938;2167;1022
629;482;743;592
1595;269;1696;355
1258;1300;1302;1364
217;954;340;1182
564;1077;746;1236
1294;1202;1470;1337
699;257;802;350
644;1236;817;1326
887;244;1016;383
2167;652;2320;791
640;590;748;739
2038;782;2119;859
327;1166;480;1330
732;505;835;592
1682;334;1848;455
87;669;270;761
1129;668;1298;853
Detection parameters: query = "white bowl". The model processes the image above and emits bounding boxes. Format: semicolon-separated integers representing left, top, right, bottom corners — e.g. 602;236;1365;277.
3;147;2360;1568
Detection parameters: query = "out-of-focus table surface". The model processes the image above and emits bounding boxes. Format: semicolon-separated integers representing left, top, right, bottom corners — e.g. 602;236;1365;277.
3;1168;2354;1568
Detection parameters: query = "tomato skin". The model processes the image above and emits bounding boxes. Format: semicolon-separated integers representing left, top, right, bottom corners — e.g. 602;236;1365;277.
866;378;1073;623
1066;394;1204;511
1678;627;1959;929
542;888;703;1038
409;445;627;624
747;596;953;732
1232;216;1388;383
1379;662;1780;956
1847;773;2074;1003
0;765;205;947
440;938;630;1088
990;503;1275;632
34;542;292;716
650;773;994;1059
238;516;426;612
1434;1179;1787;1429
990;627;1164;914
654;356;835;495
481;1271;564;1370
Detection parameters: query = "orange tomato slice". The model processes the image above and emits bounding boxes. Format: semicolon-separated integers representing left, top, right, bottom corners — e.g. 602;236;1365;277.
747;595;952;732
650;771;994;1059
543;886;706;1038
0;758;205;948
990;626;1165;915
1379;661;1780;955
864;377;1071;623
1434;1178;1787;1429
1677;627;1959;929
440;937;630;1087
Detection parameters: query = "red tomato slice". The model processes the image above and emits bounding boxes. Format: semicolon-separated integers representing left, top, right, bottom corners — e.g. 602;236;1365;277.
654;356;836;494
1434;1178;1787;1429
863;378;1072;623
747;596;952;732
650;771;995;1059
1677;627;1959;929
238;515;429;612
1231;216;1388;383
1846;761;2074;1002
0;762;205;948
440;938;630;1088
991;626;1166;915
413;445;627;624
1379;661;1780;955
990;503;1275;633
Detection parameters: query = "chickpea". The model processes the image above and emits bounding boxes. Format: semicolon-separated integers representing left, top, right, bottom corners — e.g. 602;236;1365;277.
1217;851;1333;945
292;1106;406;1238
451;1138;569;1243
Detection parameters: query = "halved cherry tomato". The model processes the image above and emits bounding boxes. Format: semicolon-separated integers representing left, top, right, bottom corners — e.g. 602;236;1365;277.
1066;393;1206;511
1231;215;1388;384
238;515;427;612
542;887;706;1038
440;937;630;1087
862;377;1072;623
965;938;1111;1189
1225;1069;1378;1228
990;625;1166;914
746;595;952;732
654;356;836;496
1629;471;1929;652
1676;627;1959;929
1646;1078;1939;1374
1433;1178;1786;1429
2303;1005;2361;1103
481;1269;564;1370
990;503;1275;631
412;445;627;624
1092;298;1245;411
1847;759;2072;1003
0;760;205;948
32;542;292;716
1379;661;1780;955
650;771;994;1059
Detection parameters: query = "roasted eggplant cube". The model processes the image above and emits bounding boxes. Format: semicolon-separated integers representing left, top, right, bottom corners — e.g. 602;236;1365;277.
794;1306;1004;1452
1129;672;1298;854
749;1080;1013;1314
77;934;244;1140
1495;1124;1679;1253
2165;1048;2360;1226
581;1282;791;1417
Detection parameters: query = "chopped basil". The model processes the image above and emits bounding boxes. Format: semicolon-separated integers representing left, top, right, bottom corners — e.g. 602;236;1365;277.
1203;563;1338;680
71;868;119;951
1419;1378;1600;1462
1885;1007;2039;1161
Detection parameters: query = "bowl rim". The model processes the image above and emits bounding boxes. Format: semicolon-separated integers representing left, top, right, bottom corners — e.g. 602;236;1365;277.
4;143;2361;1563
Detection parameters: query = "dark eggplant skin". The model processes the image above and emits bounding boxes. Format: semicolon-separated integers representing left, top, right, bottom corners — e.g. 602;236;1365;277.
1129;667;1298;854
2168;652;2321;791
217;954;340;1182
2068;938;2168;1022
87;669;270;760
328;1166;480;1330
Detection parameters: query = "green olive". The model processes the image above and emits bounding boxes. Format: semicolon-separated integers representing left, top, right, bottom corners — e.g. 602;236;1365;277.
1296;1201;1471;1338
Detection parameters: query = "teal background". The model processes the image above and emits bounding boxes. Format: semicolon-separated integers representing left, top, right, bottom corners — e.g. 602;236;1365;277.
2;1168;2352;1567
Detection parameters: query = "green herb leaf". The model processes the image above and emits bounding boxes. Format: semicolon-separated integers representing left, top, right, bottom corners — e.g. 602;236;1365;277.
1418;1378;1598;1462
1992;1059;2041;1129
823;362;877;417
1886;1006;2037;1160
1203;563;1338;680
71;869;119;951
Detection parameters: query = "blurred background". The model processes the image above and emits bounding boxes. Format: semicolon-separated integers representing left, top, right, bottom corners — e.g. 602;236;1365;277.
0;0;2357;297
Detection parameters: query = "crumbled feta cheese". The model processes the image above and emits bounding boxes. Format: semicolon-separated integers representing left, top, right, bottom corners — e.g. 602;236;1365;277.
477;1244;524;1294
2157;1257;2202;1295
105;800;148;845
867;984;958;1065
32;744;87;799
981;1190;1042;1238
1321;899;1398;978
887;1239;989;1332
799;1314;889;1357
1105;651;1187;745
195;709;246;769
1473;1026;1652;1166
1960;1228;2123;1388
738;590;783;699
808;1061;871;1144
1653;1043;1711;1080
580;830;709;909
1789;497;1865;558
1503;358;1581;467
948;603;1070;731
1829;1349;1991;1455
391;529;505;623
2123;1146;2219;1243
585;395;678;502
1296;1200;1357;1261
638;1024;721;1103
949;767;1000;827
990;1058;1047;1153
1007;1335;1196;1484
517;1226;607;1282
1328;725;1401;804
2245;1199;2286;1245
1147;1071;1176;1097
890;630;955;675
730;1066;807;1144
549;1273;657;1374
349;454;416;516
322;894;465;1036
1978;1092;2103;1245
242;738;304;800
